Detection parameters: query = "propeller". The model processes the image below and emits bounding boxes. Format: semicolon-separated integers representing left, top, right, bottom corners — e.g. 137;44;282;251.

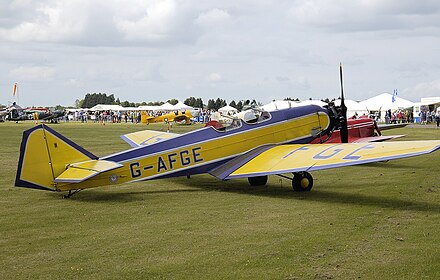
339;63;348;143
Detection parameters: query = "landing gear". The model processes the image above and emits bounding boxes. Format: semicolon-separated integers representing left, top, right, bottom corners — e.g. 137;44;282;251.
292;172;313;192
63;189;82;198
248;175;268;186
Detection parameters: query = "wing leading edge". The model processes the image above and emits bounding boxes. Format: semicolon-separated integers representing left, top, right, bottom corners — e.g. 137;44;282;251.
120;130;180;147
214;141;440;180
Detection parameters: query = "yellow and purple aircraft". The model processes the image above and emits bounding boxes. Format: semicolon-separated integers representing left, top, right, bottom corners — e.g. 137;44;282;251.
14;67;440;198
15;104;440;198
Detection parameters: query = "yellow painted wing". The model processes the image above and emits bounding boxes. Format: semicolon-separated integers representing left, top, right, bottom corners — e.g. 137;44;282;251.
120;130;180;147
219;141;440;179
55;160;122;183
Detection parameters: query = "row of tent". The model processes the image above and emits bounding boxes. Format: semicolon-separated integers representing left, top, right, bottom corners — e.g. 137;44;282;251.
260;92;418;119
72;92;438;122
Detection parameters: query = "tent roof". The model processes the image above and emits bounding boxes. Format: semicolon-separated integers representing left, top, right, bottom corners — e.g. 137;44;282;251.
90;104;124;111
157;102;176;110
259;100;298;111
360;93;414;111
174;101;193;110
334;99;369;111
218;105;238;114
300;100;327;107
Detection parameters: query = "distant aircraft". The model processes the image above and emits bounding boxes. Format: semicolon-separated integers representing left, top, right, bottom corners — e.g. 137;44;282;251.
4;104;64;123
5;102;28;122
15;65;440;197
145;110;195;125
28;108;64;123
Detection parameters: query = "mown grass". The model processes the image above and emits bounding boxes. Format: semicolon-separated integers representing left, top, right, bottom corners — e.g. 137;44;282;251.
0;121;439;279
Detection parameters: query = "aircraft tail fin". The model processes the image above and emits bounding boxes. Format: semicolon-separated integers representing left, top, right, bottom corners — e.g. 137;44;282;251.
15;124;97;191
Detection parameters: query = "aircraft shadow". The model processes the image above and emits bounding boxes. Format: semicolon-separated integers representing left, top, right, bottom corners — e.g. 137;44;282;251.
181;177;440;214
53;177;440;214
357;162;424;169
47;188;204;203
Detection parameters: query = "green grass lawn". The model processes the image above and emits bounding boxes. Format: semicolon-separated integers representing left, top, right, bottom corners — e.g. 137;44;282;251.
1;121;439;279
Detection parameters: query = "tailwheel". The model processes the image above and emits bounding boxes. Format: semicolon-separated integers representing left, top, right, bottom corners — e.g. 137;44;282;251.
63;189;82;199
292;172;313;192
248;175;268;186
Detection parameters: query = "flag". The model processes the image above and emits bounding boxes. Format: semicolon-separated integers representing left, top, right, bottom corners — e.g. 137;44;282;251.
12;83;17;96
392;89;397;103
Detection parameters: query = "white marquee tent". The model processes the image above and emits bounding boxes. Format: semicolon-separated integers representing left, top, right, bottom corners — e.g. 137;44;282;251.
333;99;369;118
173;101;194;111
89;104;125;111
218;105;238;115
360;93;414;120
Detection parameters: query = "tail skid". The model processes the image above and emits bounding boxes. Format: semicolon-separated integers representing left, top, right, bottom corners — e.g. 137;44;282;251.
15;124;97;191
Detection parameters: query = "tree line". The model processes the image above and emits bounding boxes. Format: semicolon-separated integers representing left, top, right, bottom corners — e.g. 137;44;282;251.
75;93;262;111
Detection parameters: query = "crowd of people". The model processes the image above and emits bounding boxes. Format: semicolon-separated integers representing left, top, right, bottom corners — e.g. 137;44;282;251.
58;107;440;128
384;109;414;124
418;110;439;126
65;109;214;124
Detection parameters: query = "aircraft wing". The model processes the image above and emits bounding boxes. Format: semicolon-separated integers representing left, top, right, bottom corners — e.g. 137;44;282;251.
120;130;180;147
378;123;409;130
211;141;440;180
352;135;405;143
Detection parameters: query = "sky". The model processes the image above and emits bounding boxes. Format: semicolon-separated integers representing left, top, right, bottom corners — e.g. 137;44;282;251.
1;0;440;107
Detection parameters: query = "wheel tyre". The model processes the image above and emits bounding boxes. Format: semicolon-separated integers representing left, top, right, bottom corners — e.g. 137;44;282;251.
292;172;313;192
248;176;268;186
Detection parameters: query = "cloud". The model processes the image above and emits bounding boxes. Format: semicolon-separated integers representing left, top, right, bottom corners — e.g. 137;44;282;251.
207;72;222;82
9;66;56;81
0;0;199;46
288;0;440;33
403;79;440;100
194;8;232;28
115;0;180;42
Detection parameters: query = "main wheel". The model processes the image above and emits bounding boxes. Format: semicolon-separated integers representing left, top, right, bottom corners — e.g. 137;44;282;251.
292;172;313;192
248;175;268;186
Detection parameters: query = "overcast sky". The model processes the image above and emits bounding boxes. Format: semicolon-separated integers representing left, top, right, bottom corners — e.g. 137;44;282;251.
1;0;440;107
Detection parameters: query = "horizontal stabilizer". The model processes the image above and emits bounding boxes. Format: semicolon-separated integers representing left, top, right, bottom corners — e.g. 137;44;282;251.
218;140;440;179
55;160;122;183
120;130;180;147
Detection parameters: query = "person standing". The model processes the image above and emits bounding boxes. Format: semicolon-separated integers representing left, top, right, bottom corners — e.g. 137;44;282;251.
435;110;440;127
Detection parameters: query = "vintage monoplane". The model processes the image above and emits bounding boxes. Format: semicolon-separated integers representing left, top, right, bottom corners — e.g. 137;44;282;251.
145;110;196;125
15;67;440;197
5;103;64;123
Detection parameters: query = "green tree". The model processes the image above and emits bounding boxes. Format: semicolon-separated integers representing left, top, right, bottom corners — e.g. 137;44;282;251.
167;99;179;105
184;97;196;107
207;99;215;110
81;93;116;108
236;101;243;111
195;98;204;108
229;100;237;109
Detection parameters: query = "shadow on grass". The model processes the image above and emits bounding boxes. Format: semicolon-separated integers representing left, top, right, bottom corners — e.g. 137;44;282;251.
181;177;440;214
53;176;440;213
46;188;204;203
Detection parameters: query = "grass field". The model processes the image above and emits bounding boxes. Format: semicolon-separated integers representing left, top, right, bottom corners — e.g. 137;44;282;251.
1;121;439;279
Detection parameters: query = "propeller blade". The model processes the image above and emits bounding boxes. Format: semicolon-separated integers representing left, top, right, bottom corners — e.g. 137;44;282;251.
339;63;348;143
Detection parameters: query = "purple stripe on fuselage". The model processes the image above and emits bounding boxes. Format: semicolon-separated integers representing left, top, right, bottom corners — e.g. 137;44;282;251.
102;105;330;163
